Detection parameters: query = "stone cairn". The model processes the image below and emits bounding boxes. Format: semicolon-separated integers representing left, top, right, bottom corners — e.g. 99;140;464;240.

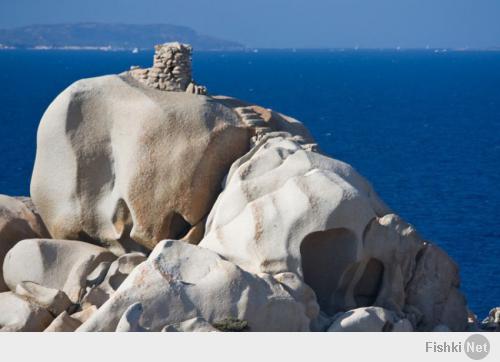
129;42;207;95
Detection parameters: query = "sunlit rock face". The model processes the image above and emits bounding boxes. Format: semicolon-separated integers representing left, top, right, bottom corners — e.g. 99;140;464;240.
0;195;49;291
30;75;250;253
76;240;313;332
200;132;468;331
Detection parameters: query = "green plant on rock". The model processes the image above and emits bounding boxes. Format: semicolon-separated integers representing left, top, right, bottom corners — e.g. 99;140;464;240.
213;317;249;332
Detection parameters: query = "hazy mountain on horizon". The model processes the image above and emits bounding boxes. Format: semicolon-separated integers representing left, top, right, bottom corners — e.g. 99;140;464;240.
0;22;244;50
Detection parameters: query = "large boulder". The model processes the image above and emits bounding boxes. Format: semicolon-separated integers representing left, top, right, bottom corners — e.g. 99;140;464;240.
3;239;116;303
0;292;54;332
200;132;468;330
77;240;313;331
405;244;468;331
0;195;49;291
327;306;413;332
30;75;251;252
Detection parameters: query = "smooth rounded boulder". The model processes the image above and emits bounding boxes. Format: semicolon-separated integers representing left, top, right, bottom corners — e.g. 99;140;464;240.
3;239;116;303
77;240;313;332
0;195;49;291
31;75;250;252
327;306;412;332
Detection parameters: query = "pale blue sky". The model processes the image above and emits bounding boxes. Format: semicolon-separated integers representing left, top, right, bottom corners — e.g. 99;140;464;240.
1;0;499;48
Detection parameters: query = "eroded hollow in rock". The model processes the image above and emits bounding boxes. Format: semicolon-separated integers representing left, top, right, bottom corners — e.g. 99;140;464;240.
300;228;358;312
353;258;384;307
167;212;192;240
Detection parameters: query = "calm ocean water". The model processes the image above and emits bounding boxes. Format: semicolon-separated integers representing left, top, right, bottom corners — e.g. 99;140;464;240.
0;50;499;317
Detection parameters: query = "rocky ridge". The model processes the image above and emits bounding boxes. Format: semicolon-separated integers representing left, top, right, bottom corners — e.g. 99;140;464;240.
0;43;497;332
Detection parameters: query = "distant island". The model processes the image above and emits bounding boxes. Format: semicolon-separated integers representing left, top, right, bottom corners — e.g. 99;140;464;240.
0;23;244;51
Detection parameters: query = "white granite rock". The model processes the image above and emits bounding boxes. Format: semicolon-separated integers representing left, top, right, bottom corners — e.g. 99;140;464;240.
481;307;500;331
12;47;473;332
31;76;250;252
327;306;408;332
200;133;467;330
162;317;218;332
0;195;49;291
0;292;53;331
15;281;72;316
70;305;97;324
115;303;147;332
392;318;414;332
82;252;146;309
212;96;315;147
77;240;311;332
44;311;81;332
200;133;388;306
405;244;468;331
3;239;116;303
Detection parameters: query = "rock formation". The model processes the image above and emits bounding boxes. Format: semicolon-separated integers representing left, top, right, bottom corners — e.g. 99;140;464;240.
77;240;312;332
0;195;50;291
327;306;414;332
3;239;116;303
481;307;500;331
0;43;493;332
30;74;249;253
199;132;467;331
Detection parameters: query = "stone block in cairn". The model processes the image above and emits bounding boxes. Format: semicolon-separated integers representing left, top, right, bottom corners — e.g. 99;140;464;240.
129;42;207;95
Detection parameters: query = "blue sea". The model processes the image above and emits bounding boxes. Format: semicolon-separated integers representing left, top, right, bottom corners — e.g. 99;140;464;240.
0;49;499;318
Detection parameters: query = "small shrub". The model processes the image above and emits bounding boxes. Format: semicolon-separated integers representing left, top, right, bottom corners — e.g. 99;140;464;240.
213;318;249;332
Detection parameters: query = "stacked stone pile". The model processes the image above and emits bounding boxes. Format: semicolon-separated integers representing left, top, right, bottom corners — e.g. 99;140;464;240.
129;42;207;94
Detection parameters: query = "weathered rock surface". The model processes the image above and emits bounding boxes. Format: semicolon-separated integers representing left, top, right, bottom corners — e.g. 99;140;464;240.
15;282;73;316
44;311;82;332
0;44;475;332
327;307;413;332
481;307;500;331
0;195;49;291
77;240;312;331
31;75;250;252
211;96;316;148
405;244;468;331
200;132;468;330
0;292;53;331
162;317;218;332
81;252;147;309
3;239;116;303
70;305;97;324
201;132;389;275
115;303;147;332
